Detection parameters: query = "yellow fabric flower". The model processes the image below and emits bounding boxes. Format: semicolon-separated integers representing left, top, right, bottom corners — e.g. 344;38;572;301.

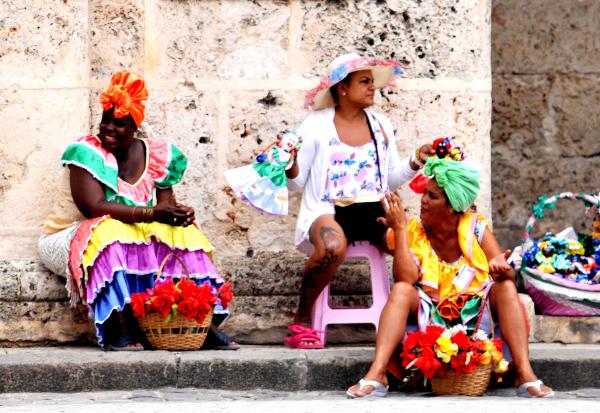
566;241;585;255
495;359;509;373
480;352;492;365
537;264;556;273
436;349;452;363
435;334;458;362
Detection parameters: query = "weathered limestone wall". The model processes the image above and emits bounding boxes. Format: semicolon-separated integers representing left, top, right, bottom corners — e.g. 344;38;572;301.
492;0;600;248
0;0;492;345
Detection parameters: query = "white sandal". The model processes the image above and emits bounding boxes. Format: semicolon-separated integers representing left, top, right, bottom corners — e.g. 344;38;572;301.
346;378;389;398
516;380;554;398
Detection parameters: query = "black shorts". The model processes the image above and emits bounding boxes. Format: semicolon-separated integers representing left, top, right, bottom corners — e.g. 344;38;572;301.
334;201;387;245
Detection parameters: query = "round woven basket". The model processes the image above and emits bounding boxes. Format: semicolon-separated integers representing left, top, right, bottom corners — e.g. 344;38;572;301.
139;309;213;351
137;253;214;350
431;364;492;396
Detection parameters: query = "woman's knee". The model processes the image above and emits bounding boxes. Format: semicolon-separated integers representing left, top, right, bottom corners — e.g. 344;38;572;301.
310;243;346;269
390;281;418;301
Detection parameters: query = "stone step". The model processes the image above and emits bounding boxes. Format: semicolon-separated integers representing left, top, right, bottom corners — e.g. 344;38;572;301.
532;315;600;344
0;344;598;393
519;294;600;344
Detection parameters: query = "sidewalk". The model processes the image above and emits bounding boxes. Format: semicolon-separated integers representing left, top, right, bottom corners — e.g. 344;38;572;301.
1;344;599;393
1;388;599;413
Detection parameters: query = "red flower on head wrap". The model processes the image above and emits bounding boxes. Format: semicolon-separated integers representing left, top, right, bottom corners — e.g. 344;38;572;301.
99;71;148;127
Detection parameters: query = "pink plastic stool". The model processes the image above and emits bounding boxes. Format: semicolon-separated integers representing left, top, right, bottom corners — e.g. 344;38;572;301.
311;241;390;346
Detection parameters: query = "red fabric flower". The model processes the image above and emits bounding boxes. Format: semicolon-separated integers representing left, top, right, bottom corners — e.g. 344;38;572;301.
425;324;445;338
415;355;442;379
492;338;504;353
151;294;175;318
130;267;235;324
219;282;234;309
177;299;200;321
451;330;471;351
131;292;149;318
400;325;508;380
450;351;478;376
403;331;420;352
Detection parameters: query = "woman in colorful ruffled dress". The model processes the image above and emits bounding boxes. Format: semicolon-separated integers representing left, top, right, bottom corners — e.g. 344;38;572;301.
346;158;553;398
284;53;434;348
38;71;237;350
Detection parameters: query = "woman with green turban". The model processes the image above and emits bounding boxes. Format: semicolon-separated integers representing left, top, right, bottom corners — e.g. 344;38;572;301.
347;158;553;399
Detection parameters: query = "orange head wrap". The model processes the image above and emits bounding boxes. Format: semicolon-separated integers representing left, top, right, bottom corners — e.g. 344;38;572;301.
99;71;148;128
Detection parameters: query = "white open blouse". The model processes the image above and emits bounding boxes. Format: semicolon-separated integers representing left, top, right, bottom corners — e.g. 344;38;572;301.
289;107;417;254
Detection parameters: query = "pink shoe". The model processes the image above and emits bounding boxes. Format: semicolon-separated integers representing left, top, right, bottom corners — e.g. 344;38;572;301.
283;324;324;349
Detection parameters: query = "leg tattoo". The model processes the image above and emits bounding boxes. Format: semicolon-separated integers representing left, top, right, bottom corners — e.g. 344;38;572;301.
302;226;342;290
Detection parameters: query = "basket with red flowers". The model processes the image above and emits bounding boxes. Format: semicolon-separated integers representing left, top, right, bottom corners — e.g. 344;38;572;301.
401;322;508;396
131;253;233;350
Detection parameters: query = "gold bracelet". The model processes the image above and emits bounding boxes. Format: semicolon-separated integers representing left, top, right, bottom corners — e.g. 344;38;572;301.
131;206;138;223
147;207;154;222
143;207;150;222
415;147;421;163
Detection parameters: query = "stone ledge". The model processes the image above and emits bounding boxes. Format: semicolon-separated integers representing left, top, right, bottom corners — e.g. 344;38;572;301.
532;316;600;344
0;344;598;393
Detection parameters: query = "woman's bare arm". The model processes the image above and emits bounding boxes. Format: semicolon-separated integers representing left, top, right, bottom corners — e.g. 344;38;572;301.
379;192;419;284
69;165;193;226
480;226;515;282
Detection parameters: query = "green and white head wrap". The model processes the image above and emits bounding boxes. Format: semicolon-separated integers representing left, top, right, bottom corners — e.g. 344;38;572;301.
423;157;480;212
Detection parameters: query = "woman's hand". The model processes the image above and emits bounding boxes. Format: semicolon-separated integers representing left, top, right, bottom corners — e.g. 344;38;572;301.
418;143;435;163
409;144;435;170
378;192;407;232
153;203;195;227
489;250;514;281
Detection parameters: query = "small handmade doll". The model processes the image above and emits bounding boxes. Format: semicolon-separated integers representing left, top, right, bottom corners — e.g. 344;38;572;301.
409;137;465;194
225;129;302;216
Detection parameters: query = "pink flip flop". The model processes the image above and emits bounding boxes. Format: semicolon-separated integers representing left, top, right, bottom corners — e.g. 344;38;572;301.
283;324;324;349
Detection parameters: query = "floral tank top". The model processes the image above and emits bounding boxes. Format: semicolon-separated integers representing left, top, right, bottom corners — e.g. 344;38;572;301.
322;136;382;201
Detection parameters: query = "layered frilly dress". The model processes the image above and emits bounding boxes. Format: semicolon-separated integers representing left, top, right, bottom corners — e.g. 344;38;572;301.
57;135;228;347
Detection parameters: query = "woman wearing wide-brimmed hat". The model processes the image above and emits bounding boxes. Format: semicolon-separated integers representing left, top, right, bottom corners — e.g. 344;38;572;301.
284;53;434;348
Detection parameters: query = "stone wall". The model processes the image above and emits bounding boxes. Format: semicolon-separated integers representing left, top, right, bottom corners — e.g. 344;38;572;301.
491;0;600;249
0;0;492;345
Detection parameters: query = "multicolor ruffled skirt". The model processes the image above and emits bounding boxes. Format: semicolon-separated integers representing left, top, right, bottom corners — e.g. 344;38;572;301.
48;216;227;348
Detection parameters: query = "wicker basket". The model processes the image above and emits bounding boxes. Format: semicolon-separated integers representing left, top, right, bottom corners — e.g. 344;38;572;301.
139;310;213;351
137;253;213;350
519;192;600;315
431;364;492;396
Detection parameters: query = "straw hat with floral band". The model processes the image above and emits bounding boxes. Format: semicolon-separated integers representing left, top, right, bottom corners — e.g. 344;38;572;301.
303;53;404;111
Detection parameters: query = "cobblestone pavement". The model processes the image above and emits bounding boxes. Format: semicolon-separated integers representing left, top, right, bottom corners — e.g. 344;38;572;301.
0;388;598;413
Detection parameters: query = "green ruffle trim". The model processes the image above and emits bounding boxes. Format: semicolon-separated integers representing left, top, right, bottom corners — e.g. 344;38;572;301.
61;143;118;192
155;144;188;188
